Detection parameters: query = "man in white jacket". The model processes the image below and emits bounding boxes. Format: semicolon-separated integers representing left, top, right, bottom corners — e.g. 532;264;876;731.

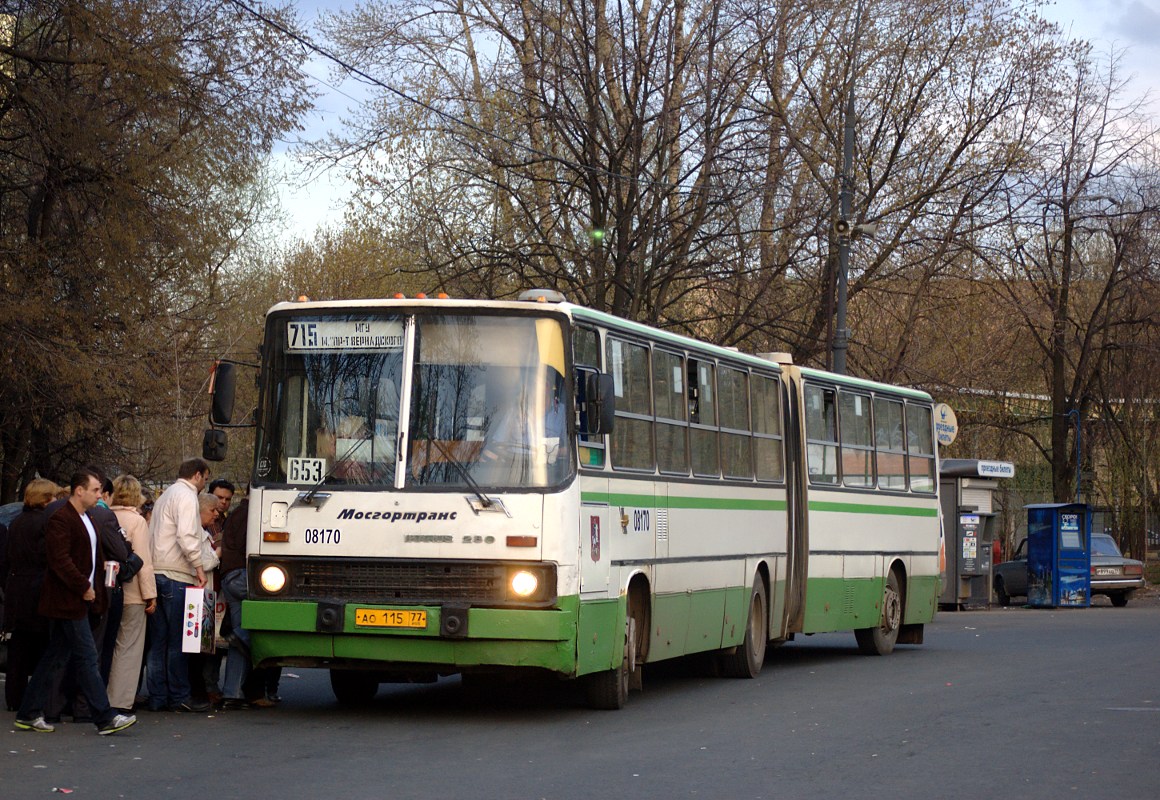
145;457;211;712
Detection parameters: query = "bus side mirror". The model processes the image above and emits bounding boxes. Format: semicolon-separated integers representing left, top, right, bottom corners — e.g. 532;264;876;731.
209;361;237;426
585;373;616;434
202;428;228;462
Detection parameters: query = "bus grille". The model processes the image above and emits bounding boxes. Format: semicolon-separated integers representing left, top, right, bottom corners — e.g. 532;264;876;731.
250;557;555;607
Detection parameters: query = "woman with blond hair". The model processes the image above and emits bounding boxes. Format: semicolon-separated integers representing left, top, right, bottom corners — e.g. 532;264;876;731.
2;478;61;711
105;475;157;713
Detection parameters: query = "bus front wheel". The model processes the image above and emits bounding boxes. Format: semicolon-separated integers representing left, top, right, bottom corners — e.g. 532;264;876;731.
585;607;641;710
330;669;379;705
855;570;902;656
720;576;767;678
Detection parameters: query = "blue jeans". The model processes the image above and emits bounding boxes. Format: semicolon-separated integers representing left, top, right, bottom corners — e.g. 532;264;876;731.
220;568;251;700
146;574;194;709
18;616;114;728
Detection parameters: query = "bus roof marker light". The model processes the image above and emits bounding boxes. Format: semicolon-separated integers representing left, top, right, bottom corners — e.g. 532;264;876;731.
437;292;449;299
393;292;405;299
297;295;310;302
517;289;566;303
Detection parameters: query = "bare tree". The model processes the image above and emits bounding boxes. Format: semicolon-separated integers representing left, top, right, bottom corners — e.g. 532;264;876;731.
977;44;1160;503
0;0;310;499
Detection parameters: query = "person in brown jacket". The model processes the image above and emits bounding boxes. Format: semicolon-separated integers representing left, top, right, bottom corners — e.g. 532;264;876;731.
14;468;137;735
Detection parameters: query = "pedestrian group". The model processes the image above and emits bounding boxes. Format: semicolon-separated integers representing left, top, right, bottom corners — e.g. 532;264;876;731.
1;458;278;736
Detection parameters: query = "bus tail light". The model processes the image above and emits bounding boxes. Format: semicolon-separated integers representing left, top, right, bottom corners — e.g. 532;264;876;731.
506;536;537;547
264;531;290;543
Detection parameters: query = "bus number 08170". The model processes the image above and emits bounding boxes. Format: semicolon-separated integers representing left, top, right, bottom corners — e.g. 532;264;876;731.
304;528;341;544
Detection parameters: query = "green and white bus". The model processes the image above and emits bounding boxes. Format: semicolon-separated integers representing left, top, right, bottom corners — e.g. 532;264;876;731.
207;291;941;709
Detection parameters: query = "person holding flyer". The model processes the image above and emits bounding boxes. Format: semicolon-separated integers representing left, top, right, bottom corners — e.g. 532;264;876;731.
146;458;211;713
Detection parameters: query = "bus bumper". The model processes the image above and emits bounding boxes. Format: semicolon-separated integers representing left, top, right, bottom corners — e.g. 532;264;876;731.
241;596;586;676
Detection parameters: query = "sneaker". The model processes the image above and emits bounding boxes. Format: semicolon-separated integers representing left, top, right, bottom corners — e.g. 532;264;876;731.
14;716;55;733
172;701;210;713
97;714;137;736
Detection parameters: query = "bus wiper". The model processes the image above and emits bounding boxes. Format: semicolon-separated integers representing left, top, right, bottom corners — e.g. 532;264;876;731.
422;435;497;511
299;437;366;507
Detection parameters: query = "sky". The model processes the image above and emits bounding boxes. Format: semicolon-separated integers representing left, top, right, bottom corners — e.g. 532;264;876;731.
269;0;1160;243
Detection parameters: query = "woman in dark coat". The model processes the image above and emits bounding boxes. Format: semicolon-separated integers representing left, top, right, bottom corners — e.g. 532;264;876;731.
2;479;60;711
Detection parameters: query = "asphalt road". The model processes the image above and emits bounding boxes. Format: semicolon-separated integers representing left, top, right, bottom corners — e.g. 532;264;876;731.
4;598;1160;799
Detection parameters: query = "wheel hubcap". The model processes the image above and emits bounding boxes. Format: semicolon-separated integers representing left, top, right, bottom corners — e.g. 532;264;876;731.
882;584;901;633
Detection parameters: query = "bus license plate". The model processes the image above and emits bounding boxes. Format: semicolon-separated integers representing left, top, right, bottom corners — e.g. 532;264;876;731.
354;608;427;629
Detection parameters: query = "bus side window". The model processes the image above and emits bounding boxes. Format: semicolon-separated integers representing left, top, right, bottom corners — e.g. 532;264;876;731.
573;326;601;368
689;358;719;477
606;337;654;470
719;367;752;479
752;374;783;482
874;397;906;490
804;384;838;484
839;391;873;488
906;403;936;493
653;349;688;474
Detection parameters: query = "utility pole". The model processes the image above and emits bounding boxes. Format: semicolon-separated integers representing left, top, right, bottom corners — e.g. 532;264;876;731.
832;1;865;376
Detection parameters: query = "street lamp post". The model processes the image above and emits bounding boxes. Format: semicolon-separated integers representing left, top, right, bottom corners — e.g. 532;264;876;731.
832;4;864;377
832;0;869;376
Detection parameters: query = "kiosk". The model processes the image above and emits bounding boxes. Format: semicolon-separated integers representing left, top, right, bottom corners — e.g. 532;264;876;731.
1025;503;1091;608
939;459;1015;610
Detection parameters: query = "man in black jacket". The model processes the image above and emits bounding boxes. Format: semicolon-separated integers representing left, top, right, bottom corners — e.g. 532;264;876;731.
38;469;131;721
14;468;135;735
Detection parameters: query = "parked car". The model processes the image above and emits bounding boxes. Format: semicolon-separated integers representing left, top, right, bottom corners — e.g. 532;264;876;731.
992;540;1030;606
1089;533;1146;606
993;533;1145;607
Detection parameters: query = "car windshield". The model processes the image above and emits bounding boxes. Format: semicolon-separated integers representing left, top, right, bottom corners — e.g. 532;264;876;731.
1091;534;1123;557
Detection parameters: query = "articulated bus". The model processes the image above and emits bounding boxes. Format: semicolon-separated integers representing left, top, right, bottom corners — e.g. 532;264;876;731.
207;291;940;709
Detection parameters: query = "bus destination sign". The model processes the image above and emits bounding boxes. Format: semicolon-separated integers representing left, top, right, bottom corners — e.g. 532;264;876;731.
286;320;404;352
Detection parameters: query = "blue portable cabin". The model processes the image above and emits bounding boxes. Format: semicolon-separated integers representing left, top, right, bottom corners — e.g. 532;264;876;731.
1025;503;1091;608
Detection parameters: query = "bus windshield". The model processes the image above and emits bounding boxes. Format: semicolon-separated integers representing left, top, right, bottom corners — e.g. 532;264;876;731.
256;312;573;490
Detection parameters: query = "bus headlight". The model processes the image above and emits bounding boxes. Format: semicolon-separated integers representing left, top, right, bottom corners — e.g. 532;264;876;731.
510;570;539;598
259;564;288;594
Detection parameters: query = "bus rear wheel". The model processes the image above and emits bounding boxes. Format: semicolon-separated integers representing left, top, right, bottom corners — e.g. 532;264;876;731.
719;576;767;678
855;570;902;656
330;669;379;705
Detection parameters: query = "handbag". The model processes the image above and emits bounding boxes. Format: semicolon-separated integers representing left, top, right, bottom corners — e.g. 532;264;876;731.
181;586;217;654
118;551;144;584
